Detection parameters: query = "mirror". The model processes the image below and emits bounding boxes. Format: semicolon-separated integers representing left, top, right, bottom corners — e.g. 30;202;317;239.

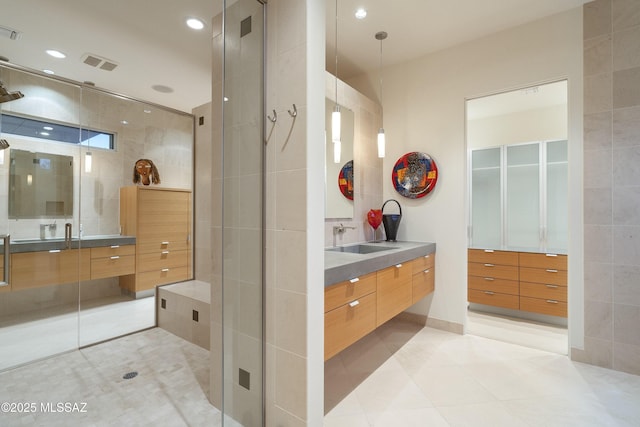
9;149;73;218
325;98;354;219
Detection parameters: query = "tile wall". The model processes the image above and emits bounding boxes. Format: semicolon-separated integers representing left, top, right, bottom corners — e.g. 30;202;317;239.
579;0;640;374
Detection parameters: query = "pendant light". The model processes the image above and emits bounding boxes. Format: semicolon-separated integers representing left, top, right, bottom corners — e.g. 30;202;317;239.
375;31;387;158
331;0;341;147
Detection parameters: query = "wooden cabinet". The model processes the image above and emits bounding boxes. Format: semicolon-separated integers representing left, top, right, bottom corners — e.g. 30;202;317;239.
325;252;436;360
467;249;567;317
324;272;377;360
119;186;192;293
90;245;136;280
11;249;91;291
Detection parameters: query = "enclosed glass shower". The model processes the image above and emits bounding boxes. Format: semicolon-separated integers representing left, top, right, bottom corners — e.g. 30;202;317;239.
0;64;195;371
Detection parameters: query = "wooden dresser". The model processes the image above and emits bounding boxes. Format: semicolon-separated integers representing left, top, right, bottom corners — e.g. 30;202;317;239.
468;249;567;317
119;186;192;294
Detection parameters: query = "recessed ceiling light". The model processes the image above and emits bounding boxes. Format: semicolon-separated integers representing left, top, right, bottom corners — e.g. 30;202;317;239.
186;18;205;30
355;8;367;19
43;126;53;131
120;120;128;125
152;84;174;93
43;69;55;75
46;49;66;59
40;132;50;136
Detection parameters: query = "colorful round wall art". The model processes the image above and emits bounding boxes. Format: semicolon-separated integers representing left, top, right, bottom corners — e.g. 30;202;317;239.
391;152;438;199
338;160;354;200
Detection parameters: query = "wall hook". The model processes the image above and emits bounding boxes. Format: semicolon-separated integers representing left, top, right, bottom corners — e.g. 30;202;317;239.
288;104;297;118
267;109;277;123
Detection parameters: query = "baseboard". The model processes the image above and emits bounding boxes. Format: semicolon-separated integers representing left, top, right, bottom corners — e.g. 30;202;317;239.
397;312;463;335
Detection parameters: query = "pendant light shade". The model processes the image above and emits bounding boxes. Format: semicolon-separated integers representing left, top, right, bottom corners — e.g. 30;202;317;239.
375;31;387;158
333;140;341;163
85;151;92;173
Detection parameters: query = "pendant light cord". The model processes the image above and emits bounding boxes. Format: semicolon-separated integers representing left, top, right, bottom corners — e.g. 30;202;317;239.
334;0;338;106
379;36;383;121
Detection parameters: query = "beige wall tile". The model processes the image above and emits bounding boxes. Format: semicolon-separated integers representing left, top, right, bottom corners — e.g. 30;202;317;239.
275;169;307;231
585;337;614;368
613;67;640;108
613;341;640;374
612;146;640;186
275;289;307;356
613;264;640;306
584;187;612;225
612;0;640;32
584;149;612;189
584;73;613;114
613;226;640;264
614;304;640;345
613;27;640;71
584;300;613;340
584;111;612;151
613;106;640;147
585;262;613;303
613;186;640;225
274;230;307;293
584;35;612;77
275;348;307;420
584;0;612;40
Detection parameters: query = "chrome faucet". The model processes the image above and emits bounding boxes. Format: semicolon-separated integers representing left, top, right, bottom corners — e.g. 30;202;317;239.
39;222;57;240
333;223;357;235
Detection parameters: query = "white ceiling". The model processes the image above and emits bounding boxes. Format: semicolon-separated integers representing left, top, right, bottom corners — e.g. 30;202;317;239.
0;0;590;113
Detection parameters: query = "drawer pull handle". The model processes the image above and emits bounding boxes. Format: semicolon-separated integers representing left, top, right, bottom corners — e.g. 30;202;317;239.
395;263;403;268
546;284;559;289
349;300;360;308
110;245;120;249
162;268;170;272
424;254;430;258
110;256;120;260
483;249;494;253
162;251;170;255
484;291;495;295
484;263;495;267
349;277;360;284
423;269;430;274
546;269;558;273
161;241;170;245
484;277;495;281
546;300;559;304
49;249;61;253
545;253;558;257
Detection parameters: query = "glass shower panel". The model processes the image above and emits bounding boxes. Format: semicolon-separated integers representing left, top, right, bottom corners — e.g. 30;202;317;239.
471;147;501;248
0;65;82;371
506;143;540;249
222;0;265;425
546;140;568;251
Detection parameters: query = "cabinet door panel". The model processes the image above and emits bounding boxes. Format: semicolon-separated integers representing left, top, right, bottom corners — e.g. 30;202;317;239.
518;252;567;270
520;296;567;317
325;292;376;360
468;289;519;310
468;249;518;266
376;263;412;326
91;255;135;279
138;250;189;272
412;253;435;274
468;276;519;295
520;282;567;302
412;268;434;303
468;262;518;280
325;272;376;313
12;249;90;290
519;267;567;286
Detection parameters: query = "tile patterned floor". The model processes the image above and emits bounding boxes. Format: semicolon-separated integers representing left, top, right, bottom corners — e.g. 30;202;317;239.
0;328;220;427
324;318;640;427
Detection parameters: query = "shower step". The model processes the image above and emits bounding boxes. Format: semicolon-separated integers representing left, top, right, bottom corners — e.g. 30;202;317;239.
157;280;210;350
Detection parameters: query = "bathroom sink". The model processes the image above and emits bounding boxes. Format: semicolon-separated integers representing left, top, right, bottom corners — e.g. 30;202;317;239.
326;244;395;254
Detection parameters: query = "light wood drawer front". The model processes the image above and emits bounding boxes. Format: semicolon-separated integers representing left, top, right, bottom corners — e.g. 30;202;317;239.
377;263;413;326
520;296;567;317
520;282;567;302
412;253;435;274
139;191;190;212
91;245;135;259
412;267;434;303
325;272;376;313
519;252;567;270
468;249;519;266
91;255;135;280
138;237;190;254
12;249;91;290
519;267;567;286
137;267;190;291
138;250;188;273
468;262;518;280
468;289;519;310
325;292;376;360
468;276;519;295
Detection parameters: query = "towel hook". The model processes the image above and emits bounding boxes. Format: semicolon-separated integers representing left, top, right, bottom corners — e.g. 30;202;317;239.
267;109;277;123
288;104;297;118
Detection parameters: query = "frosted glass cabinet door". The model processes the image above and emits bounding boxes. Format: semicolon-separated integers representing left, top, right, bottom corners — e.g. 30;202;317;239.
471;148;501;248
506;144;540;249
546;140;568;251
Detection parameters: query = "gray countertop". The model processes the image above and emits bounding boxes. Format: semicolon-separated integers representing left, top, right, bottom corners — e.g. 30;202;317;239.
468;245;567;255
5;235;136;253
325;241;436;286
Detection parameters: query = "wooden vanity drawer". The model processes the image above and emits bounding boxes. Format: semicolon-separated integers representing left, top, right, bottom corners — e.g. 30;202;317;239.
377;262;412;326
137;236;190;254
91;255;135;279
325;292;376;360
11;249;91;290
519;267;566;286
468;276;519;295
468;262;518;281
137;266;190;291
519;252;567;270
520;282;567;302
468;249;519;266
90;244;135;259
325;272;376;313
468;289;519;310
520;296;567;317
412;253;435;273
412;267;434;303
137;250;189;272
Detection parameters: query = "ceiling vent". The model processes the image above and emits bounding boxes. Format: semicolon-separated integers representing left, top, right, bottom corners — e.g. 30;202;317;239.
0;25;21;40
81;53;118;71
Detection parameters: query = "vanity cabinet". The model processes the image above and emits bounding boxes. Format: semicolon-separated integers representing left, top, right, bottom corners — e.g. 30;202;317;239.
467;249;567;317
90;245;136;280
324;252;436;360
11;249;91;291
119;186;192;293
